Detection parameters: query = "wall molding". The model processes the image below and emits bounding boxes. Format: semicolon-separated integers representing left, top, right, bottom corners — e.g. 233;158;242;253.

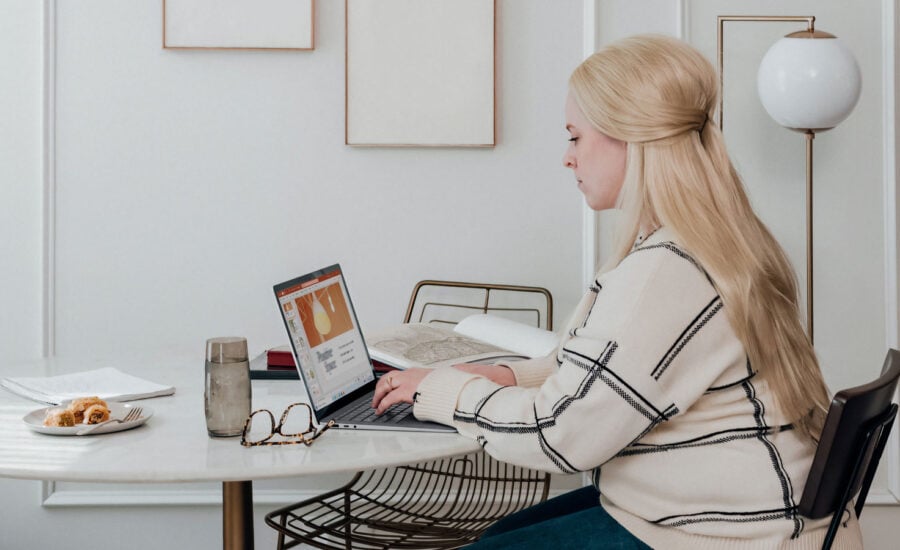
40;0;58;506
42;482;320;507
677;0;689;41
38;3;586;509
581;0;598;290
881;0;900;502
41;0;55;359
38;0;900;510
868;488;900;506
41;481;573;508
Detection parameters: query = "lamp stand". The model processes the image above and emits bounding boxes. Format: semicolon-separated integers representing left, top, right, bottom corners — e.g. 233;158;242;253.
805;130;814;342
717;15;817;344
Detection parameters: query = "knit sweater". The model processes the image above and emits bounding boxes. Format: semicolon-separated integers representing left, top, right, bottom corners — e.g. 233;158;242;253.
413;228;862;549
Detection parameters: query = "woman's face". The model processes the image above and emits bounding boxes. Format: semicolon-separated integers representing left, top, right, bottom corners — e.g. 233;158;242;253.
562;91;627;211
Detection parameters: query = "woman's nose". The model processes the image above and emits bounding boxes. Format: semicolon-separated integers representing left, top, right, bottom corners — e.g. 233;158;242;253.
562;152;575;169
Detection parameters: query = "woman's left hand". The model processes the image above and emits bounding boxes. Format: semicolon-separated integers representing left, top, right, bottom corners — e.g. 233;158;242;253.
371;368;431;415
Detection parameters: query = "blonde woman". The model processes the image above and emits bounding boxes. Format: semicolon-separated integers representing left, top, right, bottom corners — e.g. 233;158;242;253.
373;35;862;549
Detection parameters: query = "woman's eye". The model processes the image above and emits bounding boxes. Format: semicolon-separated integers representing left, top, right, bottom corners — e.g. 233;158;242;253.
568;137;578;142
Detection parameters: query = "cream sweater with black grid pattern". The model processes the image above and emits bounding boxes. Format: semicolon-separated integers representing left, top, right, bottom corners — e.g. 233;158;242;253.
412;227;862;549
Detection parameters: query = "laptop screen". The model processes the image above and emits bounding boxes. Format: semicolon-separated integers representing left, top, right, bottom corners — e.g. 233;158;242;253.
274;265;375;411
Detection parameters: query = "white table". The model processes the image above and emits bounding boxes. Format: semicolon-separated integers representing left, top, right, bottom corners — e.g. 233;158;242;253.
0;357;479;549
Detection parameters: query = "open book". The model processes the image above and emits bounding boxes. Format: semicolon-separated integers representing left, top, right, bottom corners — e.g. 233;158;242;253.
366;314;559;370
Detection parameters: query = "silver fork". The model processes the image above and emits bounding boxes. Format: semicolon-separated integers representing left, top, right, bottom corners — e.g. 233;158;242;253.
76;407;143;436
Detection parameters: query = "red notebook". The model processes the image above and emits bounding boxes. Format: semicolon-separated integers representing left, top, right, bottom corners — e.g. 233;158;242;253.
266;347;296;370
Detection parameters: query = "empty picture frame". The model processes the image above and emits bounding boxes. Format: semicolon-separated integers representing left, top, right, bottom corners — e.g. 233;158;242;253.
163;0;314;50
345;0;495;147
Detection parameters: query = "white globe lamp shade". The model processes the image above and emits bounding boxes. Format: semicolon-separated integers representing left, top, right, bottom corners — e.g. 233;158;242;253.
757;31;861;132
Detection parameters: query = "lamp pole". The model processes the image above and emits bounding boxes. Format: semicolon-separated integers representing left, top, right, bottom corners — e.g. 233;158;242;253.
717;15;816;342
717;15;861;345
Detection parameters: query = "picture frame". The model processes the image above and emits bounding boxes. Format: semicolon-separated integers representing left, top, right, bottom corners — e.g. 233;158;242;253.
345;0;496;147
162;0;315;51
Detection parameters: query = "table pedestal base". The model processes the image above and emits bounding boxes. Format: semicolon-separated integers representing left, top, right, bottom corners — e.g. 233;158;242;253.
223;480;254;550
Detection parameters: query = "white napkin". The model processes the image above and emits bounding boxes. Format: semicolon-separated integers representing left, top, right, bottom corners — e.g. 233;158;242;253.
0;367;175;404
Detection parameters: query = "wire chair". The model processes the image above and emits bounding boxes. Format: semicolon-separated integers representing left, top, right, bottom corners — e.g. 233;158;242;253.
265;281;554;549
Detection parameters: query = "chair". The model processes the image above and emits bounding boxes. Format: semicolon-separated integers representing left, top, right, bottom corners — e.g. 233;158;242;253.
265;280;554;549
798;348;900;549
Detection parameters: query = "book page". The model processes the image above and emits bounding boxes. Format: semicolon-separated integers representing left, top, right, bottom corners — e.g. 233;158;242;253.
454;314;558;358
366;324;516;370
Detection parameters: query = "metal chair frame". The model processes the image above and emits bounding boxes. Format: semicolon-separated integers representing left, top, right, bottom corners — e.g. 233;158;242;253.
404;280;553;331
265;280;554;549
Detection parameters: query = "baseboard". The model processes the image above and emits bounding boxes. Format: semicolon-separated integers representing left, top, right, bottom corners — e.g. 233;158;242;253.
863;488;900;506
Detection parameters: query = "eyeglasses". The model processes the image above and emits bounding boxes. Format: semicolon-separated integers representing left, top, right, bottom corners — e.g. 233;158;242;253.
240;402;335;447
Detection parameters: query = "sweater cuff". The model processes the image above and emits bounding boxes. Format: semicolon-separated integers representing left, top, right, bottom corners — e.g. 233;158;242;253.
502;356;557;388
413;367;482;426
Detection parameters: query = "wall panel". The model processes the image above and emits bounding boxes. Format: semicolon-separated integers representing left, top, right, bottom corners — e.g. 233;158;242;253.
0;1;586;548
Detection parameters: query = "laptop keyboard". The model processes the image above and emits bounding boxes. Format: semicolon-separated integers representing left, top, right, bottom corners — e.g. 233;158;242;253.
341;396;413;424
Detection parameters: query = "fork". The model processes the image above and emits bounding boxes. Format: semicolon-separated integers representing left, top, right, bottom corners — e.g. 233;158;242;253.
76;407;143;436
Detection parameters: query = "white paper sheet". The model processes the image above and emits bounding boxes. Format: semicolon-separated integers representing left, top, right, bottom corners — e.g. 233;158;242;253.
0;367;175;405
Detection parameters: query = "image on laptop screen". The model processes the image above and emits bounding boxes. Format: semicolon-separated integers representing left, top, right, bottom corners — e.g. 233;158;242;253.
274;266;375;410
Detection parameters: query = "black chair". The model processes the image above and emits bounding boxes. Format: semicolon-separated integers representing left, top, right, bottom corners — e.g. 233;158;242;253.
798;348;900;549
265;281;554;549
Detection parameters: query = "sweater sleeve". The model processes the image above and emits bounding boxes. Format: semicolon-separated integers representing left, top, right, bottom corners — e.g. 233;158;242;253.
502;354;558;388
413;245;742;474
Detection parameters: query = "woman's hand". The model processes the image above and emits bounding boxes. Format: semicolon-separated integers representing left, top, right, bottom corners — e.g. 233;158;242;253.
370;364;516;415
371;368;430;415
452;363;516;386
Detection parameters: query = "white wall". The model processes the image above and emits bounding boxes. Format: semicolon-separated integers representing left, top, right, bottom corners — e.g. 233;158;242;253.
0;1;43;363
50;0;584;360
3;0;898;548
0;1;585;549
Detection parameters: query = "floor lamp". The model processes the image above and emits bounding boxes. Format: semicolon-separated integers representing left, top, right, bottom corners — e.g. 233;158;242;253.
717;16;862;344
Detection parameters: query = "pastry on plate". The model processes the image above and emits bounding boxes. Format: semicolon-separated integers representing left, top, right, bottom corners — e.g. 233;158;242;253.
67;396;107;424
43;408;76;427
83;403;110;424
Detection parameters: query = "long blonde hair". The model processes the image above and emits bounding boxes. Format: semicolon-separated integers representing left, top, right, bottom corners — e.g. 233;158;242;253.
569;34;829;440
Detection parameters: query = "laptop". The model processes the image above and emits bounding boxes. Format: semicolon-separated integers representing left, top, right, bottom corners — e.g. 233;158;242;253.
273;264;455;432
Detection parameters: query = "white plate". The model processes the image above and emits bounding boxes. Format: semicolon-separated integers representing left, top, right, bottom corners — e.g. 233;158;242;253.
23;402;153;436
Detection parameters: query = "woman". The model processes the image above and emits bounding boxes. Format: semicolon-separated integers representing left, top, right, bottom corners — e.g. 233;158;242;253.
372;35;862;549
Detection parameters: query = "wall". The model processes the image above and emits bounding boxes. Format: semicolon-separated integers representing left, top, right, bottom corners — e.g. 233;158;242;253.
51;0;584;359
0;0;43;363
0;1;585;549
2;0;898;548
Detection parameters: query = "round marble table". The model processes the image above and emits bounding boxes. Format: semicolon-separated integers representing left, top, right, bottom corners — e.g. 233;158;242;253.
0;356;479;549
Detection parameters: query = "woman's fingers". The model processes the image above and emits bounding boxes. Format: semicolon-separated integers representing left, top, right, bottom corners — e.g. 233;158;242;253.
372;369;429;414
375;387;409;415
371;372;397;409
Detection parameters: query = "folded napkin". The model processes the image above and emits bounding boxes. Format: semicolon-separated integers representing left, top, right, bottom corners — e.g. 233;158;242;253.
0;367;175;405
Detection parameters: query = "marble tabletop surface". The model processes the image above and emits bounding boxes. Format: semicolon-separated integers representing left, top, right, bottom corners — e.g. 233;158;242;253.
0;356;479;483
